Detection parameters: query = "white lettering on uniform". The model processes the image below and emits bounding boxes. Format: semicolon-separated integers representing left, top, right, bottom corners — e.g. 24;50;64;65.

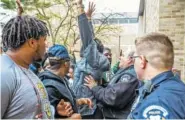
143;105;168;119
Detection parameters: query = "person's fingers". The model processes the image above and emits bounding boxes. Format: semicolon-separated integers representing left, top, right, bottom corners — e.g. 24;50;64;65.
65;104;72;110
90;2;93;9
66;107;73;116
84;79;91;84
89;75;94;81
85;77;90;82
84;83;90;88
88;2;91;10
87;99;93;109
59;99;65;106
64;102;71;109
35;114;42;119
68;109;74;116
92;4;96;12
85;76;90;80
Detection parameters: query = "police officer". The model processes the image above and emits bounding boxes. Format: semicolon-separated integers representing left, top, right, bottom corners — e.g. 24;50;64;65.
128;33;185;119
85;50;140;119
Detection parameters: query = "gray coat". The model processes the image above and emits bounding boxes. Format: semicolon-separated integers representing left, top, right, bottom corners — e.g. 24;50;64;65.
73;13;110;116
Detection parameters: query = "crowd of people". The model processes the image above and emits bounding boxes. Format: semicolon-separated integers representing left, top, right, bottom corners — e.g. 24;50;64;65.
1;0;185;119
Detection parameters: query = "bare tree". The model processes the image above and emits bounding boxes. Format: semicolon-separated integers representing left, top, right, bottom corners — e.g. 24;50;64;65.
1;0;122;49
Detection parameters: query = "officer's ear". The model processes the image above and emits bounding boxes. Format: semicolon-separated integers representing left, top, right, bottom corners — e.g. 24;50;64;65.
140;55;147;69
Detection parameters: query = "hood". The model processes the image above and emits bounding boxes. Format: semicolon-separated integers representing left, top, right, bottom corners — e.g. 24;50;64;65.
38;70;62;83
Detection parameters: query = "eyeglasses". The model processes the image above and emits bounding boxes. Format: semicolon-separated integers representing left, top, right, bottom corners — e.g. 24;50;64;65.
130;55;148;62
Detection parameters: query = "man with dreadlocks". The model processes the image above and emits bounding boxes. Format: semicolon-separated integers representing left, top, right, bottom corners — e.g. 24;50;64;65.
0;0;54;119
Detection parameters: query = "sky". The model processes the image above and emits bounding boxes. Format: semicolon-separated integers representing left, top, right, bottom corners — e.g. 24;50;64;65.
84;0;140;13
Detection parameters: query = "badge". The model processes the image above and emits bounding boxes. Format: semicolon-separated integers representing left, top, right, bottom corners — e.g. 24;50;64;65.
143;105;169;119
120;74;131;82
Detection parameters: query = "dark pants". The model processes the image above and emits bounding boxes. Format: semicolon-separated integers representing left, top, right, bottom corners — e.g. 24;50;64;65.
82;107;103;119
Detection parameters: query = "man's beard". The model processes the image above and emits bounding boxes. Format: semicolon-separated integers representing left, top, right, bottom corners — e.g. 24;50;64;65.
34;44;43;62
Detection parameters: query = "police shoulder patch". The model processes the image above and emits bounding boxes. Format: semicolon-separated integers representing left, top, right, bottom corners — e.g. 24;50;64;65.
143;105;169;119
120;74;131;82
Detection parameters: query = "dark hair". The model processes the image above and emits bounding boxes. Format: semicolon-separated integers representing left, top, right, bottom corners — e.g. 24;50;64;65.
48;59;63;70
104;47;111;52
94;38;104;53
48;58;70;70
2;15;49;50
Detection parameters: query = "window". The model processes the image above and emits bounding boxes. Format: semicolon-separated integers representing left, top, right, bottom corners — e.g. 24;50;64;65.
118;18;129;24
108;18;118;24
128;18;138;23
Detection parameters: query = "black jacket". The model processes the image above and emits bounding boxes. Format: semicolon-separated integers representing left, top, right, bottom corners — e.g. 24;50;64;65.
91;65;139;119
38;70;78;118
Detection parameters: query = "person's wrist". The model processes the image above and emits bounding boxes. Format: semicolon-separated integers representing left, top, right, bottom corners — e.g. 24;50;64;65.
87;16;91;21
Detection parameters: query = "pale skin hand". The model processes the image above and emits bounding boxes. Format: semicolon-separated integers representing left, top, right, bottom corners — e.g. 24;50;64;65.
86;2;96;20
84;75;98;89
57;99;74;117
76;98;93;109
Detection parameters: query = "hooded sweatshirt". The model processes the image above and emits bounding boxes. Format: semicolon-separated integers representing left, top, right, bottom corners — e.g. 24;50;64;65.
38;70;78;118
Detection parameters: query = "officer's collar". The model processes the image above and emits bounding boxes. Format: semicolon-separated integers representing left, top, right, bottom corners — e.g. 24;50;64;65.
150;70;174;86
118;65;134;73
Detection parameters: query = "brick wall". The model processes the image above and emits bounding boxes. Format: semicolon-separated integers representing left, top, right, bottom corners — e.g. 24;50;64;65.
139;0;185;81
159;0;185;80
145;0;159;33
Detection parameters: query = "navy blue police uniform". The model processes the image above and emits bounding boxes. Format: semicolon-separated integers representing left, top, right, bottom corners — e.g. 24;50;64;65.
128;71;185;119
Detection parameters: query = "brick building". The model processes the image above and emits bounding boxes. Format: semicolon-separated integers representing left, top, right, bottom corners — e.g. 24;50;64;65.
138;0;185;81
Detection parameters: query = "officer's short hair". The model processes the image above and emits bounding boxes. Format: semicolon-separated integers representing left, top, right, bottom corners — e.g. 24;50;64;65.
135;32;174;69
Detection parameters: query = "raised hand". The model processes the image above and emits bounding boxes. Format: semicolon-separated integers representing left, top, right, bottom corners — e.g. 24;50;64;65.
16;0;24;16
86;2;96;19
57;99;74;117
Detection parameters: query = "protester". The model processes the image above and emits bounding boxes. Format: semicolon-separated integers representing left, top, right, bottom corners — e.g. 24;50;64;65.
0;1;68;119
102;47;121;85
67;64;75;88
85;50;139;119
72;1;110;118
102;47;113;85
128;33;185;119
39;44;92;119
